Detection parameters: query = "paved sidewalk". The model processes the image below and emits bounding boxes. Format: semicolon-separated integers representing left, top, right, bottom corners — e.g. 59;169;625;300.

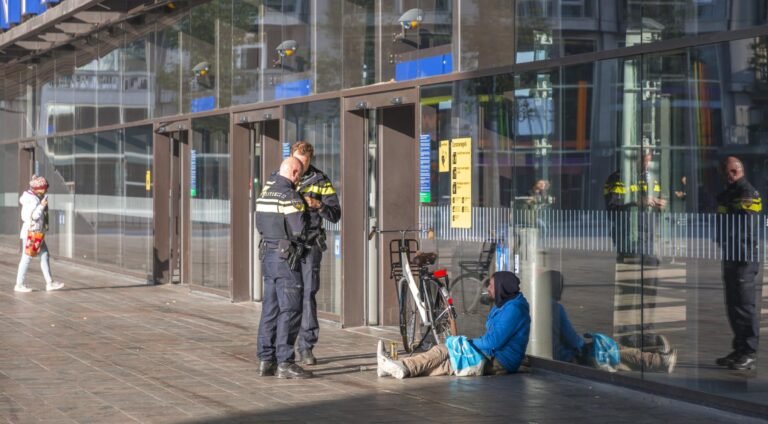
0;250;765;424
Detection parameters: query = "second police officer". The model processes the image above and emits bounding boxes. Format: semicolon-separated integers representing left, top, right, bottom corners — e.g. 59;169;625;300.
255;157;312;379
291;141;341;366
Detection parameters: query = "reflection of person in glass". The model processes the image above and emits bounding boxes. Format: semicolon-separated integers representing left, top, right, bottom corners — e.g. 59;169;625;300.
715;157;762;371
603;149;666;263
543;270;677;373
674;176;687;200
527;179;554;238
528;179;554;207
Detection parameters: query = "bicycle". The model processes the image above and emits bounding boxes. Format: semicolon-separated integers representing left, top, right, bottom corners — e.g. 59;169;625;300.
368;227;458;353
451;239;497;315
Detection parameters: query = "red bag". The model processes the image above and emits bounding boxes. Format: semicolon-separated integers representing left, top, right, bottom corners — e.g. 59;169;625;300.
24;231;45;257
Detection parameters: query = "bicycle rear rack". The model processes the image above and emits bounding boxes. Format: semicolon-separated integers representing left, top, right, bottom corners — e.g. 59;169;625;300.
389;238;420;281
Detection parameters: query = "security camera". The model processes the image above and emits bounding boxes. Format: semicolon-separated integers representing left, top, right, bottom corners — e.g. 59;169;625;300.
276;40;298;57
393;8;423;43
193;61;210;76
274;40;298;68
193;61;214;89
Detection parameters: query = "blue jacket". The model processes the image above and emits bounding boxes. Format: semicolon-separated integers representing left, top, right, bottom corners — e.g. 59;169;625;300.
552;301;584;362
471;293;531;372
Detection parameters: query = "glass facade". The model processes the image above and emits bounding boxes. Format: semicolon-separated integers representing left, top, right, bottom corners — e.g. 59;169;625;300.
191;115;231;291
1;0;768;412
419;36;768;407
0;127;154;277
0;143;19;248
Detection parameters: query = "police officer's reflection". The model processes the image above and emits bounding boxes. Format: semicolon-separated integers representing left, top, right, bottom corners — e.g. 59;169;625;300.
603;149;667;264
715;156;762;371
604;149;666;338
255;157;312;379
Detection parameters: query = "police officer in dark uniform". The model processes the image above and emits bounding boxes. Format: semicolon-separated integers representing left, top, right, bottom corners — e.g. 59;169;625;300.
255;157;312;379
291;141;341;365
603;149;667;263
715;156;762;371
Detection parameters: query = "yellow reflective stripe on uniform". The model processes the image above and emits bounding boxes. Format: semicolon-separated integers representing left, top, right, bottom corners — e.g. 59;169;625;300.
630;184;638;193
738;197;762;213
256;198;305;214
283;204;305;214
255;202;280;213
717;205;728;214
302;183;336;196
603;182;625;195
653;182;661;193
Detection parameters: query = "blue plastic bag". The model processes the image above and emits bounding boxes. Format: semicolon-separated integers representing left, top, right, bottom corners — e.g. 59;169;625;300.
446;336;487;376
583;332;621;372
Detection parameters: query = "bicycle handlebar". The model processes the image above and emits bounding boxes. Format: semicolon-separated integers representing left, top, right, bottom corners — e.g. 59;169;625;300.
367;226;423;241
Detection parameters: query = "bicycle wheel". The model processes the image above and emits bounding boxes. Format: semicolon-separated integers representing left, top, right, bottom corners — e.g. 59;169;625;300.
399;278;421;353
424;276;457;345
451;274;484;314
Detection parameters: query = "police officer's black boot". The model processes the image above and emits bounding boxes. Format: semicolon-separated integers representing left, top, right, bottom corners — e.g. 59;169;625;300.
258;360;277;377
715;351;740;367
277;362;313;379
729;353;756;370
300;349;317;366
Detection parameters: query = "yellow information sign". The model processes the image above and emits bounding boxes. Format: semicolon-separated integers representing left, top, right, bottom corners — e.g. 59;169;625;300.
439;140;450;173
450;137;472;228
145;170;152;192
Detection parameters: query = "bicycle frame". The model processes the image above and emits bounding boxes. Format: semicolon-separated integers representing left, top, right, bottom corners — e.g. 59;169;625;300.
399;250;431;325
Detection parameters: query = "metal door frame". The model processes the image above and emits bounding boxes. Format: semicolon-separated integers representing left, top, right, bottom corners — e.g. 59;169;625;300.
341;88;419;327
231;106;283;302
153;118;191;285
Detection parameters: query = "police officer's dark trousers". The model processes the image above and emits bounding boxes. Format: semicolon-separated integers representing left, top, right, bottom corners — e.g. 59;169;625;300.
257;249;304;364
298;246;322;351
723;260;760;354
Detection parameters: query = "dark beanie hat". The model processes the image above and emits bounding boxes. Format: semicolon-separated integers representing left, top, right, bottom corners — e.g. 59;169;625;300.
492;271;521;308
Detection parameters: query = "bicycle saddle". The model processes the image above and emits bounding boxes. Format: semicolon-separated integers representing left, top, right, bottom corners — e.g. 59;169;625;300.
412;252;437;267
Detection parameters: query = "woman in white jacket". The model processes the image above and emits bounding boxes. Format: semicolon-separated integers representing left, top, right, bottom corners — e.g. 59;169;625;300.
15;176;64;292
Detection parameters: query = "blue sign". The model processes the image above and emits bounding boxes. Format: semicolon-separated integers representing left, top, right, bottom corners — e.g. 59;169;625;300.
282;142;290;158
419;134;431;203
1;0;59;31
334;236;340;258
275;79;311;100
190;96;215;113
23;0;45;16
190;149;197;197
395;53;453;82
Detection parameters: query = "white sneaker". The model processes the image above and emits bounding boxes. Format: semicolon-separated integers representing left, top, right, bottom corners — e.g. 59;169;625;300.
381;356;409;379
46;281;64;291
14;285;33;293
377;340;389;377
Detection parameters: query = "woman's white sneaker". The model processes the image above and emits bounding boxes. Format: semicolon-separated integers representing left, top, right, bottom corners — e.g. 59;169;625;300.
46;281;64;291
14;285;33;293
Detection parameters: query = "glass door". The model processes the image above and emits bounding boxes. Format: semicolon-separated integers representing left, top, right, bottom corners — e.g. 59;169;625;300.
189;115;231;294
342;89;418;327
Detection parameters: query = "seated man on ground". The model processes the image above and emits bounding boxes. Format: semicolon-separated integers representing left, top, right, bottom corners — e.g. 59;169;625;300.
543;269;677;373
377;271;531;379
